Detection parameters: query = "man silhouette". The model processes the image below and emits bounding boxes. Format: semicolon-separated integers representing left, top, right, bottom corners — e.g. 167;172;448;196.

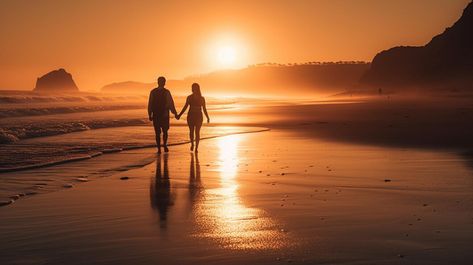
148;76;178;153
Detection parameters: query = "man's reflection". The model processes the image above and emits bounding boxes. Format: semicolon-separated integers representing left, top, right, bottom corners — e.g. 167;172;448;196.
150;153;174;229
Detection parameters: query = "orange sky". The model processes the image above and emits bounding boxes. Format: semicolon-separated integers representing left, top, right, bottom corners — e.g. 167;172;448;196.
0;0;470;91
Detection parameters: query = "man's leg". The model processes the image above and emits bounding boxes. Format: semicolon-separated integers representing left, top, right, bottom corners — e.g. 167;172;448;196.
163;128;169;153
153;122;162;153
162;116;170;153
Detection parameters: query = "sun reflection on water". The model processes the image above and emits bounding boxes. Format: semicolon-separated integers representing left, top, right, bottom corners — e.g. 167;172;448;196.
218;134;239;179
194;135;286;250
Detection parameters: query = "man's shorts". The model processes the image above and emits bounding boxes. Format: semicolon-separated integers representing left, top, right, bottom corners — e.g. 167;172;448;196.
153;114;170;132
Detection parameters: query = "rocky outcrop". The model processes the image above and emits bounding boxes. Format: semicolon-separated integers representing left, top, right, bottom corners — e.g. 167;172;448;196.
362;1;473;90
34;68;79;92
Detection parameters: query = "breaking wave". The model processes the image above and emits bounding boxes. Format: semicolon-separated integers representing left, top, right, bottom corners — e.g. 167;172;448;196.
0;118;149;144
0;94;146;104
0;104;145;119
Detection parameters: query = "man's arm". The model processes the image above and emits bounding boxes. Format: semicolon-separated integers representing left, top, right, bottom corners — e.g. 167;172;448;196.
167;91;177;116
147;90;154;121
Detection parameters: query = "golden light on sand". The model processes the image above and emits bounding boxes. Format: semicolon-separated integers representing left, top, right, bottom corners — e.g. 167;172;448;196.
218;135;239;179
193;135;286;250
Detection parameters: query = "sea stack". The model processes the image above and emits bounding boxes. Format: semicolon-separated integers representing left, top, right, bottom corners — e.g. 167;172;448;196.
34;68;79;92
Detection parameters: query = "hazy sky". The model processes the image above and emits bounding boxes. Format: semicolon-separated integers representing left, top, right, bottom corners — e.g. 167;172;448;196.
0;0;470;91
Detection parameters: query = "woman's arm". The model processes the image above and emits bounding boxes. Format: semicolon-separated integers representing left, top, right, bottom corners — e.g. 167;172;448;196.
202;97;210;123
177;98;189;119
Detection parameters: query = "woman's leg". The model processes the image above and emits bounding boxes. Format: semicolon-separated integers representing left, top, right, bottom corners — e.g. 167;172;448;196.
195;124;202;152
189;125;195;151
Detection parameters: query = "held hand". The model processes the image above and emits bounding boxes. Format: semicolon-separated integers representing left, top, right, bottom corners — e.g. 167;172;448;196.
175;114;180;120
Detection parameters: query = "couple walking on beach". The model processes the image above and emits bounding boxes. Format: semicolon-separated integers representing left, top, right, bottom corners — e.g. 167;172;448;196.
148;76;210;154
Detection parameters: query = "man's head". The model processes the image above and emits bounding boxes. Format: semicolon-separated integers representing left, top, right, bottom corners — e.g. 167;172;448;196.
157;76;166;87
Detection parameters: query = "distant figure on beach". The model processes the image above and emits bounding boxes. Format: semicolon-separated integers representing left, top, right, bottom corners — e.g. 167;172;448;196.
148;76;178;153
177;83;210;152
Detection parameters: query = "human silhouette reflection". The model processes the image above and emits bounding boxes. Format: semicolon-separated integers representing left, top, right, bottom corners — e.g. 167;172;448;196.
150;153;174;229
188;153;202;204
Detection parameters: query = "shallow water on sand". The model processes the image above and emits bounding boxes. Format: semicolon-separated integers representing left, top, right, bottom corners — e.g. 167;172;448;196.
0;126;267;202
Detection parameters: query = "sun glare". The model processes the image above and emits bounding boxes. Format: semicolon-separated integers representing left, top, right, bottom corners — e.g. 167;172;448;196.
217;46;237;66
192;135;286;250
205;34;247;70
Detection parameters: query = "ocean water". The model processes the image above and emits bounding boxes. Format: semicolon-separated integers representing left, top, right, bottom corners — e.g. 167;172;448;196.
0;92;263;170
0;91;358;203
0;91;269;202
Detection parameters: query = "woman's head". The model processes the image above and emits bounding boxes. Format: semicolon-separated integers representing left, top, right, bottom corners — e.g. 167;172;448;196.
192;83;202;97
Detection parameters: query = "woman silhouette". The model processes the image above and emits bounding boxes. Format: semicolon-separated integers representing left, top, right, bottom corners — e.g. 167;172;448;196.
177;83;210;152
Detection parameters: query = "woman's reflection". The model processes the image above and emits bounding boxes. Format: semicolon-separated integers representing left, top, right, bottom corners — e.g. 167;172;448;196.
150;153;174;229
188;153;202;204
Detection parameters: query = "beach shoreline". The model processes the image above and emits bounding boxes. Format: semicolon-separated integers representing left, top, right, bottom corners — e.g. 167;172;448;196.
2;96;473;204
1;129;473;264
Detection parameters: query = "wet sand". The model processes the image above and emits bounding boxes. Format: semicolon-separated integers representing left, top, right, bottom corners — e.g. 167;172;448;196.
1;129;473;264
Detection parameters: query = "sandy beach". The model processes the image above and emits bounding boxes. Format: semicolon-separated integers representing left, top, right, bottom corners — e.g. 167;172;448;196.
1;126;473;265
2;1;473;264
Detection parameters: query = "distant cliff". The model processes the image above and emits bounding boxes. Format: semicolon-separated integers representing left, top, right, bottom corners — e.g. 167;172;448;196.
190;63;370;96
102;62;370;96
362;1;473;90
101;81;154;93
34;68;79;92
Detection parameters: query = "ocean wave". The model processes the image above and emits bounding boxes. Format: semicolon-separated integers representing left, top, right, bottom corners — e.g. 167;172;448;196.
0;118;149;144
0;94;146;104
0;104;145;119
0;127;269;173
0;129;20;144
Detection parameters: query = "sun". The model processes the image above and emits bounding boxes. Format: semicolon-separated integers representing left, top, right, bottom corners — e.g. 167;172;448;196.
217;46;237;66
207;35;246;69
